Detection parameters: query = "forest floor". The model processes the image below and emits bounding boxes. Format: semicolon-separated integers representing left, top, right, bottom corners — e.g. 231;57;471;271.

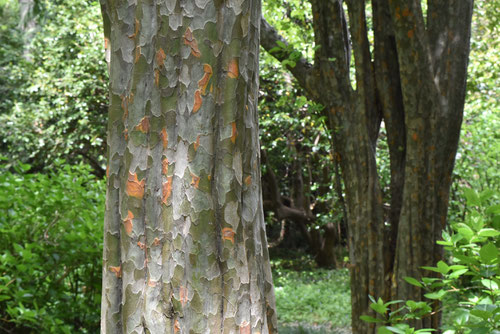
271;250;352;333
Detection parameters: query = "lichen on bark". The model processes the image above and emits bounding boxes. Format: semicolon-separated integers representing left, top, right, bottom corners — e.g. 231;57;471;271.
100;1;277;333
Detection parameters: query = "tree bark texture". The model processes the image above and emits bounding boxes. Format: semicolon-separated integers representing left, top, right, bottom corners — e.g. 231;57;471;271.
99;1;277;333
261;0;473;332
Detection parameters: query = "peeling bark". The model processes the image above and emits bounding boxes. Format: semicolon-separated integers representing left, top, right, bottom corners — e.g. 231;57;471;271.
100;1;277;333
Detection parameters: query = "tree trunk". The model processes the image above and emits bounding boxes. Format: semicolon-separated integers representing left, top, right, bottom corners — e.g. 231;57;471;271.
260;0;473;332
99;1;277;333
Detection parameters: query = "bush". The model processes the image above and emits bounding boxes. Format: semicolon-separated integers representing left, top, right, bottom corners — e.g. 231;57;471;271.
362;188;500;334
0;161;105;333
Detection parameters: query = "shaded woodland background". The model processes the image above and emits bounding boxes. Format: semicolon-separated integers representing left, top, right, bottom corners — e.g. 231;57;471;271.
0;0;498;333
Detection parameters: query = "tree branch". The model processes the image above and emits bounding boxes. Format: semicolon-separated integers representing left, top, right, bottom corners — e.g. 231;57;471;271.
260;17;317;97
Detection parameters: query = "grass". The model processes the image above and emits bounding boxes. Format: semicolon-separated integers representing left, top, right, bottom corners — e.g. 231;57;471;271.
271;251;352;333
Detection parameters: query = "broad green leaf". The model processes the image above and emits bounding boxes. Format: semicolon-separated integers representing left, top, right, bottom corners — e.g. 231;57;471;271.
481;279;499;290
480;242;499;264
485;204;500;215
449;268;468;279
370;301;388;315
385;326;407;334
378;327;392;334
478;228;500;237
437;261;450;274
404;277;423;288
479;189;495;202
421;266;442;274
463;187;481;206
470;308;493;320
424;289;447;300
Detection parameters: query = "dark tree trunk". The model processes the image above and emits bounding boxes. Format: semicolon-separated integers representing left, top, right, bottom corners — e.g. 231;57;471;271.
260;0;473;332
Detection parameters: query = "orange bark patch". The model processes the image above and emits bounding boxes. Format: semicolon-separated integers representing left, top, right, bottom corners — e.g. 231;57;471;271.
109;266;122;278
183;28;201;58
197;64;213;95
402;8;411;17
129;18;140;39
135;117;150;133
156;47;166;67
194;135;201;151
123;128;129;141
162;158;169;175
137;241;146;250
240;322;251;334
231;122;238;144
162;177;173;204
121;95;129;120
123;210;134;235
160;128;168;149
174;319;180;333
395;6;401;20
228;58;239;78
127;172;145;199
190;173;200;189
106;165;110;177
407;29;414;38
155;69;160;87
222;227;235;244
153;237;161;246
147;279;157;287
244;175;252;186
412;132;418;141
179;286;188;306
104;37;109;49
134;46;141;63
193;90;203;113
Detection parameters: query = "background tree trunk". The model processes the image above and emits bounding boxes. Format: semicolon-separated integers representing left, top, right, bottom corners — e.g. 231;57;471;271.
260;0;473;332
99;1;277;333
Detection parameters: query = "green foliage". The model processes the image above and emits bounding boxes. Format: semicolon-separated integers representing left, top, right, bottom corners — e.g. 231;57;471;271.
0;162;105;333
272;255;351;329
362;189;500;334
0;0;108;173
450;0;500;223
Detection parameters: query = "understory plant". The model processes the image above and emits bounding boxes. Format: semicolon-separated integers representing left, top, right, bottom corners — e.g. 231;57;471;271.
362;188;500;334
0;161;105;333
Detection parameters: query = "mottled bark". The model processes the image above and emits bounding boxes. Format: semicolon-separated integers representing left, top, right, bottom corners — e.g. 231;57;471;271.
100;1;277;333
261;0;473;332
388;0;474;329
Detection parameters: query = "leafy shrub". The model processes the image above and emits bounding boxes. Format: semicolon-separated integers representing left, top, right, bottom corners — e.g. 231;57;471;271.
0;0;108;174
0;161;105;333
362;189;500;334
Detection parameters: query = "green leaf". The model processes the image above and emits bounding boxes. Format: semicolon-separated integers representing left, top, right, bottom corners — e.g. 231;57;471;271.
378;327;393;334
480;242;499;264
481;279;499;290
485;204;500;215
370;301;388;315
470;308;493;320
404;277;423;288
437;261;450;274
478;228;500;237
424;289;447;300
421;266;442;274
449;268;468;279
463;187;481;206
479;189;495;202
385;326;407;334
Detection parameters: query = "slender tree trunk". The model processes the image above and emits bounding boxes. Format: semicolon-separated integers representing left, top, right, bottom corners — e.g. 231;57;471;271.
260;0;473;332
99;1;277;333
